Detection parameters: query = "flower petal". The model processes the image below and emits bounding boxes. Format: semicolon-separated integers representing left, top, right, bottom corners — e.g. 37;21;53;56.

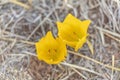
57;14;91;51
57;22;80;41
35;31;67;64
63;14;90;38
64;40;77;48
81;20;91;36
63;14;82;24
75;36;87;51
36;31;57;51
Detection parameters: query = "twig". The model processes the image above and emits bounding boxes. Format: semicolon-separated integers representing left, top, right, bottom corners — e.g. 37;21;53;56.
28;0;32;5
9;0;30;9
86;40;94;54
61;62;102;76
22;51;36;57
26;9;56;40
68;50;120;71
0;37;35;45
60;72;75;80
111;55;115;80
105;33;120;43
71;68;87;80
95;26;120;38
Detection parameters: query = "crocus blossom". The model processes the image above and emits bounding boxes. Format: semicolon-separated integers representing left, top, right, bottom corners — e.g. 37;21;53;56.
35;31;67;64
57;14;91;51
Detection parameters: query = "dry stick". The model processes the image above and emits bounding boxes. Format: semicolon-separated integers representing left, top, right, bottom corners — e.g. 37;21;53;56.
68;50;120;71
61;62;102;76
86;40;94;55
112;55;115;73
1;37;120;72
71;68;87;80
0;37;35;45
3;31;26;39
99;28;105;45
111;55;115;80
28;0;32;5
9;0;30;9
26;9;55;40
105;33;120;43
95;26;120;38
60;72;75;80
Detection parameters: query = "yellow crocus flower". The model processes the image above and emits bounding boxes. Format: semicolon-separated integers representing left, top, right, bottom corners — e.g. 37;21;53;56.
57;14;91;51
35;31;67;64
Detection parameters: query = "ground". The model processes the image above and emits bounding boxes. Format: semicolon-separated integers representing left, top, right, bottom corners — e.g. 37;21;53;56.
0;0;120;80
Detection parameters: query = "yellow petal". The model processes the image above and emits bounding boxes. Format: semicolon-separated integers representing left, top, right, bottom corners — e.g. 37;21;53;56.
56;37;67;57
35;31;67;64
9;0;30;9
81;20;91;36
57;14;91;51
86;40;94;54
36;31;56;51
63;14;91;38
63;14;82;24
57;22;79;41
75;36;87;51
64;40;78;48
62;14;85;37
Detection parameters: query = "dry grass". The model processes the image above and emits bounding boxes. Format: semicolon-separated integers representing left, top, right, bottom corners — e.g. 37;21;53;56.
0;0;120;80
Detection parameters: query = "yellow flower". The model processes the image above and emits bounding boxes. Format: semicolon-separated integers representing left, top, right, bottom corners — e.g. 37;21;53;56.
57;14;91;51
35;31;67;64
